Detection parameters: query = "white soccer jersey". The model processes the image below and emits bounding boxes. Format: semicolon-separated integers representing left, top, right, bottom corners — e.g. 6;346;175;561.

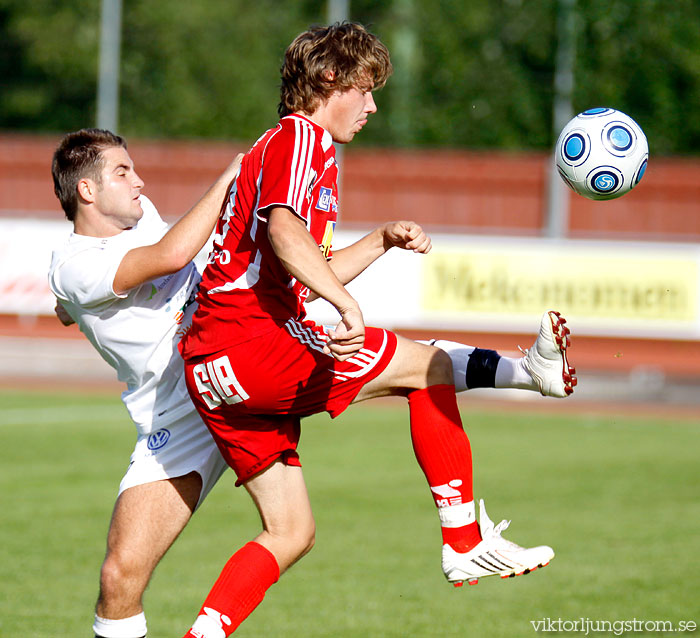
48;196;200;435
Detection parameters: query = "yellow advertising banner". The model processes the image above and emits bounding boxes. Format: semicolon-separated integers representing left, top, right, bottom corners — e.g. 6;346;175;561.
422;245;698;323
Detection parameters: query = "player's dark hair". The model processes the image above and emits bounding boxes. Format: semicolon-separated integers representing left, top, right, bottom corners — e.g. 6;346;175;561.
51;128;127;221
279;22;392;118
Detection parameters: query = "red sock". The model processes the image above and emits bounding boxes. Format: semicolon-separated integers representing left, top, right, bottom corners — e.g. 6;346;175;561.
408;384;482;552
183;542;280;638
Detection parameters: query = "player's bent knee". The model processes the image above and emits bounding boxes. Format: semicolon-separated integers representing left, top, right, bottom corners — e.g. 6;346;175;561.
263;504;315;552
294;526;316;560
302;520;316;554
286;516;316;557
374;338;456;394
293;523;316;564
427;347;455;387
260;516;315;571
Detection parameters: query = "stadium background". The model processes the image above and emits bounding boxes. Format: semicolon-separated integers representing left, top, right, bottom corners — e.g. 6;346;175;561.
0;1;698;636
1;0;699;403
1;135;699;404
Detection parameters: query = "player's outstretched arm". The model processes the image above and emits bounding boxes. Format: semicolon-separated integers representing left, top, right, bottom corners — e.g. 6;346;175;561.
317;220;431;291
267;206;365;360
112;153;244;295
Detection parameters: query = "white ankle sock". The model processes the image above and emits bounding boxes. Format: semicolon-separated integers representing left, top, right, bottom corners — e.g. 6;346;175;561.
495;356;537;390
93;612;147;638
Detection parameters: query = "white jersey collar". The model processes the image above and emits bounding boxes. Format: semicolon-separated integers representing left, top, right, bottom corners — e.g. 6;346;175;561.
284;114;334;152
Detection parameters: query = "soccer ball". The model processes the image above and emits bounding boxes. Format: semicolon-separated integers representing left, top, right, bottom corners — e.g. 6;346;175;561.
555;107;648;200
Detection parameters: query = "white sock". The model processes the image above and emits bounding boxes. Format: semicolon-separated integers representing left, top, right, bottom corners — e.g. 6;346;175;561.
423;339;538;393
494;356;537;391
93;612;147;638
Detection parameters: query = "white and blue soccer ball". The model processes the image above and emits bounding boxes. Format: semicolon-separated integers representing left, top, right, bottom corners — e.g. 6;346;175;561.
555;107;648;200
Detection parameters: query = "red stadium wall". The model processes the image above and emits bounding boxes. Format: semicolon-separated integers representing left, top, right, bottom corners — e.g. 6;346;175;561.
342;149;700;241
1;133;699;242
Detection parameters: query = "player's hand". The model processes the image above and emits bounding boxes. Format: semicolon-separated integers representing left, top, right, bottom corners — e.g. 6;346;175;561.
54;300;75;326
382;221;432;254
325;306;365;361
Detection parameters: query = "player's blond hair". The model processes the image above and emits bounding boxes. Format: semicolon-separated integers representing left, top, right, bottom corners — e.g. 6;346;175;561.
52;128;127;221
278;22;392;118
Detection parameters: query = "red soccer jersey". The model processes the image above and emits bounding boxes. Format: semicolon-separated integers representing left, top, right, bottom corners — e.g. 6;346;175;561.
181;114;339;358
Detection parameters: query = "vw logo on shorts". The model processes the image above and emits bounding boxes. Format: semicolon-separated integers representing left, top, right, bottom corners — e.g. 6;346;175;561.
147;428;171;451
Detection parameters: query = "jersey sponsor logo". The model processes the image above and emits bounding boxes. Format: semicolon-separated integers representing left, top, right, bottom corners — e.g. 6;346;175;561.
430;479;464;507
319;220;336;259
147;428;171;451
192;355;250;410
315;186;337;213
173;290;196;326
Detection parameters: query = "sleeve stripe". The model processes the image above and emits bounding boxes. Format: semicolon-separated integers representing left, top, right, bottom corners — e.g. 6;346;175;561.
286;118;316;218
286;119;301;205
292;119;308;211
298;125;315;213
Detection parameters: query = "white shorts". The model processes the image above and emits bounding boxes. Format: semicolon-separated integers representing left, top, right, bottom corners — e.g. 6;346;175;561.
119;410;228;509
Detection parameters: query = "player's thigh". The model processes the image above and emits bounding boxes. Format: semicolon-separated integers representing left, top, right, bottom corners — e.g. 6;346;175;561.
106;472;202;572
353;335;453;402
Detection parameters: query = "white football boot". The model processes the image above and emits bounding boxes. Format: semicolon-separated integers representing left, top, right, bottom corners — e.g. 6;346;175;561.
442;500;554;587
521;310;577;397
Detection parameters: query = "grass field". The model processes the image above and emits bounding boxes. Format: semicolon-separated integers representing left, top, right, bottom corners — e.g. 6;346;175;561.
1;389;698;637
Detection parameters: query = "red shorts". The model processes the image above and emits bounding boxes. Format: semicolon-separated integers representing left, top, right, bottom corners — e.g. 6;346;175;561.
184;319;397;485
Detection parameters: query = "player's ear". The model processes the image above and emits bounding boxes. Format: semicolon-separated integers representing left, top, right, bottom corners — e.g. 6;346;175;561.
77;178;97;204
322;69;336;82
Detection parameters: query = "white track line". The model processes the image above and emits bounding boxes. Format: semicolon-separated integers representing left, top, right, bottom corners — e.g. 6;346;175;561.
0;336;114;380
